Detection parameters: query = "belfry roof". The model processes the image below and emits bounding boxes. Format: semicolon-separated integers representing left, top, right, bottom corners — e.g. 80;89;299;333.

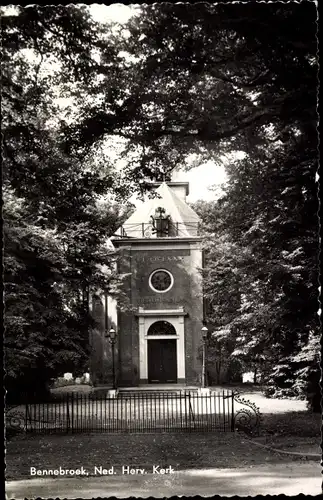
121;182;200;238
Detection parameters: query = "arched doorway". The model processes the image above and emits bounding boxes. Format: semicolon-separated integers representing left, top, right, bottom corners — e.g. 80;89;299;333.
147;321;177;383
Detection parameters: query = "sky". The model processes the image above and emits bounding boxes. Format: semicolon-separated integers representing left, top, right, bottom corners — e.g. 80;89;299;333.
175;163;227;203
88;4;137;24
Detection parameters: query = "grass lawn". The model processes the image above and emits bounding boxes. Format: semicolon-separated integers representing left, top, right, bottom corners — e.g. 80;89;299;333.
5;427;320;482
256;410;321;454
51;384;93;394
261;411;320;437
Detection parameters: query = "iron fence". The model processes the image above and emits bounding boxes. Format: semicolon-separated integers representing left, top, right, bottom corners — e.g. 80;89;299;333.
6;390;260;435
120;222;200;238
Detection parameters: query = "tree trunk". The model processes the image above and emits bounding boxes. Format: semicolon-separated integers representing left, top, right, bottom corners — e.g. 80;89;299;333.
254;367;258;384
215;361;221;384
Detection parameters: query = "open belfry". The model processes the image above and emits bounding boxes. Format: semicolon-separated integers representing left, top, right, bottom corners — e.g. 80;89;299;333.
90;180;204;387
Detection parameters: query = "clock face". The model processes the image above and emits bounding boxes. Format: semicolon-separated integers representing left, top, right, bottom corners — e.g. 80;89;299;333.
149;269;173;293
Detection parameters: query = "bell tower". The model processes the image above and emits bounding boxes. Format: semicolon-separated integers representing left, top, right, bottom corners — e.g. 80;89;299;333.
109;180;204;387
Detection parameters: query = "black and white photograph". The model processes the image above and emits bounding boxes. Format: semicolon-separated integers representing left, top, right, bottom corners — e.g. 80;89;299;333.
3;1;320;498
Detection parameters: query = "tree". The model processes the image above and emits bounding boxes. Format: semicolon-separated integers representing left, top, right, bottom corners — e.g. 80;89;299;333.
2;6;134;398
194;136;320;408
4;186;89;396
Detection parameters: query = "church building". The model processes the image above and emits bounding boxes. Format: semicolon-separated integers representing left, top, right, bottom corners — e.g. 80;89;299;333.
90;181;204;387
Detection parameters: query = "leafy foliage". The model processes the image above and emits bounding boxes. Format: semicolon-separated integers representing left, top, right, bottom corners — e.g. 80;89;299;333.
63;3;317;180
194;137;319;408
2;6;134;398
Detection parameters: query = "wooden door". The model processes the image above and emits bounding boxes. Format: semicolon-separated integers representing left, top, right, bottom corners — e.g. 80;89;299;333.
148;339;177;383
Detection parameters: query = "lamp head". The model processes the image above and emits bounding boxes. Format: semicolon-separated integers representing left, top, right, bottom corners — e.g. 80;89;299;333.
109;327;116;341
201;325;208;340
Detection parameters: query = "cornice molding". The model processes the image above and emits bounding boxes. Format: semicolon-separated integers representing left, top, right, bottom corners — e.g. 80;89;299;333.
135;307;187;317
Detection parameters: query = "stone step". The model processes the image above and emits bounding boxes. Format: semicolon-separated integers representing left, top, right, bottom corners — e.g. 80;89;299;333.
118;385;199;391
118;389;199;398
119;391;179;396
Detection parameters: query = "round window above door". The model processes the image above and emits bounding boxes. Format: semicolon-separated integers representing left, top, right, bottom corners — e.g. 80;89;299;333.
149;269;174;293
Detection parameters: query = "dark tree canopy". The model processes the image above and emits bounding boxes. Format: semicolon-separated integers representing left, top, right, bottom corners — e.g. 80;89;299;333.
63;3;317;181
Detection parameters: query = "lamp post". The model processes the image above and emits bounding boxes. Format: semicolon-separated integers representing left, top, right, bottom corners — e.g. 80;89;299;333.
201;325;208;388
106;327;117;389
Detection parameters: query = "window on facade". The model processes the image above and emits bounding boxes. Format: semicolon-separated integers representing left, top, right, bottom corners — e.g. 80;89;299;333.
147;321;176;336
149;269;173;293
